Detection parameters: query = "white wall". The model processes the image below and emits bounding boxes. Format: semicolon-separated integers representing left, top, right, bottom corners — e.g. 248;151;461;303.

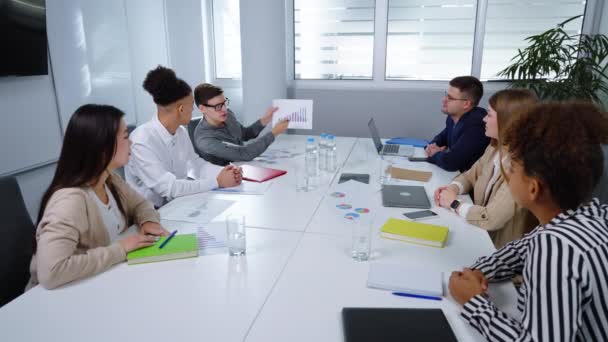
289;83;504;139
0;73;62;175
164;0;206;91
125;0;170;124
47;0;138;125
0;72;60;220
47;0;201;126
239;0;287;125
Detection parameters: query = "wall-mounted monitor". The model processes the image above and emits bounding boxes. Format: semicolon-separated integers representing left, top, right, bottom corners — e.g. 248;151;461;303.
0;0;48;77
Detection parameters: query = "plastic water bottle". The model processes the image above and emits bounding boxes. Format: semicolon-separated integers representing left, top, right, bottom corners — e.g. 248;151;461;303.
319;133;328;171
305;137;319;187
327;135;337;172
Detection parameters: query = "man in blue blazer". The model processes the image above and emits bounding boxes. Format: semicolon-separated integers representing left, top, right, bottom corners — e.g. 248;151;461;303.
425;76;489;172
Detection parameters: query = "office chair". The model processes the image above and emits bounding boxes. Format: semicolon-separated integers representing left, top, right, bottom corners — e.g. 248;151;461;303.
187;117;202;156
0;176;36;307
592;145;608;204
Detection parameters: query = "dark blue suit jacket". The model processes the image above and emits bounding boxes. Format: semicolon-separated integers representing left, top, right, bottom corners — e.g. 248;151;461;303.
427;107;490;172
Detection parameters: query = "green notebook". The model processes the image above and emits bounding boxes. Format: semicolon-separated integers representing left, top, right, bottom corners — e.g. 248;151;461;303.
127;234;198;265
380;218;449;248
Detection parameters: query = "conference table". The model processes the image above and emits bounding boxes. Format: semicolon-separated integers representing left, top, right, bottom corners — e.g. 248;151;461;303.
0;134;519;342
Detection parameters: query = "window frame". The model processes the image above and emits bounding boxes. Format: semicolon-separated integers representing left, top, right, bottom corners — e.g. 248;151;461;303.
202;0;242;88
286;0;600;89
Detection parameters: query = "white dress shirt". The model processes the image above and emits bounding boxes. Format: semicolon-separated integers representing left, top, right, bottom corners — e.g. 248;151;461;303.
125;115;221;207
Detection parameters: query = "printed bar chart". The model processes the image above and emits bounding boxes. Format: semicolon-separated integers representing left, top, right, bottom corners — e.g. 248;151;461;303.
284;107;307;123
272;99;313;129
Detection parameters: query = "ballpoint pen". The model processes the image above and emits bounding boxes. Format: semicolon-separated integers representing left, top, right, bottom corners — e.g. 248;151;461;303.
392;292;442;301
159;230;177;249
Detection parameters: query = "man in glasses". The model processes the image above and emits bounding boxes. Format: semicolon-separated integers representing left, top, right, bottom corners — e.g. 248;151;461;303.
425;76;489;172
192;83;290;166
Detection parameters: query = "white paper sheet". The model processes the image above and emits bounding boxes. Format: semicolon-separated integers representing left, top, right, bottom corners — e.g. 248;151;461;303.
272;99;313;129
212;180;272;195
162;198;235;223
367;263;443;297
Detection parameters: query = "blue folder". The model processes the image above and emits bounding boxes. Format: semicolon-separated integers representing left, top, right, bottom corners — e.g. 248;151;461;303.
385;137;428;148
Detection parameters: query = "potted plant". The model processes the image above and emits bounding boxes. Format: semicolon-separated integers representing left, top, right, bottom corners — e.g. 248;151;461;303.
498;15;608;106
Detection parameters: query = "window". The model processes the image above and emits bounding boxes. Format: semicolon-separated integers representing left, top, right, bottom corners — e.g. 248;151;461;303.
211;0;242;79
294;0;376;80
386;0;477;80
290;0;590;82
481;1;586;80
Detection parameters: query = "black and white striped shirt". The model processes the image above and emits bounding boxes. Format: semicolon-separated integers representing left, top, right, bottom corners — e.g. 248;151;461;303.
462;198;608;341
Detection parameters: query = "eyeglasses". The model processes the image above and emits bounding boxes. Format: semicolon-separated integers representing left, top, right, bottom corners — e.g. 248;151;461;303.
444;91;468;102
202;98;230;111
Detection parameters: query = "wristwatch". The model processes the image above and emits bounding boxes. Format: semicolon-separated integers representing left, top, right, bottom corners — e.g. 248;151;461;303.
450;199;461;211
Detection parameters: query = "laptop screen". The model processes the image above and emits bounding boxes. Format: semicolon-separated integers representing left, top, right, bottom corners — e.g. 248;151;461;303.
367;118;383;153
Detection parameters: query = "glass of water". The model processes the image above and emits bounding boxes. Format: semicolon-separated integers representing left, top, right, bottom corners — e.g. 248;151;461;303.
295;164;309;192
379;158;392;185
351;215;373;261
226;214;246;256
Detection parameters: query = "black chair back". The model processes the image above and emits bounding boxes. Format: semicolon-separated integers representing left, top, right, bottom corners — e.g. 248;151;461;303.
0;176;36;307
593;145;608;204
188;117;202;156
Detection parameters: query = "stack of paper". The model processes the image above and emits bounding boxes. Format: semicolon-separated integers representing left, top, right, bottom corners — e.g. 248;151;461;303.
367;263;443;297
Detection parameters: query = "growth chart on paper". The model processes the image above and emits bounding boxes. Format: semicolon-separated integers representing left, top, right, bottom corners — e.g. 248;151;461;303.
272;99;313;129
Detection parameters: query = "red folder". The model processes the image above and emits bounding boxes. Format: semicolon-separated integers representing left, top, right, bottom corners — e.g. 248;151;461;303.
241;165;287;183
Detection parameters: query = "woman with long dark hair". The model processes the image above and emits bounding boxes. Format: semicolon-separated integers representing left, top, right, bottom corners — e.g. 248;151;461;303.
28;104;168;289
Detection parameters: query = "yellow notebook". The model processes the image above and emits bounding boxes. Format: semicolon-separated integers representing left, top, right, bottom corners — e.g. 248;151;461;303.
380;218;449;248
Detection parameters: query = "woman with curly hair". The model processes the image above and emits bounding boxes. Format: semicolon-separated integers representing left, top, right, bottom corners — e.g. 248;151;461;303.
449;102;608;341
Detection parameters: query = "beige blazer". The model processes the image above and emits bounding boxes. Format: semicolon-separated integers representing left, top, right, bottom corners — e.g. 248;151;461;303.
28;173;160;289
450;145;532;248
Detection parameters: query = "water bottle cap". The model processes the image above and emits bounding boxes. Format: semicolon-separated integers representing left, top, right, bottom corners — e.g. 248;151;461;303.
328;135;335;139
307;137;314;142
320;133;327;138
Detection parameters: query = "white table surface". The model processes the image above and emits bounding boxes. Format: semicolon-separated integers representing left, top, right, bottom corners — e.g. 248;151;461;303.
159;135;358;231
0;221;302;342
0;135;519;342
244;233;519;342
